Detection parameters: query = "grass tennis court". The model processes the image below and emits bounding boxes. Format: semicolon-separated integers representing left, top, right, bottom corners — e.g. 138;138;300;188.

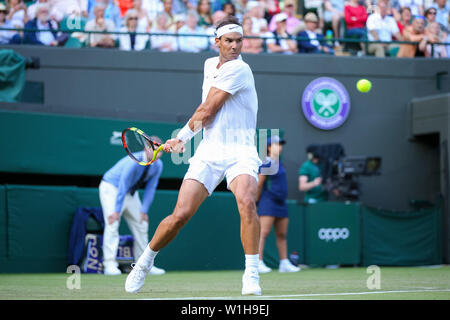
1;266;449;300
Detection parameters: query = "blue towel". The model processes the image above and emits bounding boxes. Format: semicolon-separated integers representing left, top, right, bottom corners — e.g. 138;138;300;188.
67;207;105;266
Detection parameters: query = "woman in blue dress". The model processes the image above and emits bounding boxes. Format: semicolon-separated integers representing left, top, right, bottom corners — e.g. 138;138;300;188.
256;135;300;273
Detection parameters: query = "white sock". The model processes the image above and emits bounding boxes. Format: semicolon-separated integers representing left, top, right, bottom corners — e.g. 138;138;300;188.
245;254;259;272
280;258;289;265
136;245;158;269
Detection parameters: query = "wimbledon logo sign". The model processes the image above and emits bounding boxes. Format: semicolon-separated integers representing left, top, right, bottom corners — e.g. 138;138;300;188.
302;77;351;130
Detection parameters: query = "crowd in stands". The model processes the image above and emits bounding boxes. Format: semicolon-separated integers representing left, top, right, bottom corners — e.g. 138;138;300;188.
0;0;448;57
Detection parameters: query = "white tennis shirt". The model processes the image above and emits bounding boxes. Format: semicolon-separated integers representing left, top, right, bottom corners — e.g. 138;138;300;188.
193;56;259;161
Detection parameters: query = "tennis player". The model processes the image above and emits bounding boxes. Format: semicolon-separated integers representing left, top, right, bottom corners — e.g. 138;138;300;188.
126;15;263;295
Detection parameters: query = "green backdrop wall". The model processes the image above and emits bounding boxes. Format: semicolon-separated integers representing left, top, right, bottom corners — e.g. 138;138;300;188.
0;109;186;178
0;185;442;273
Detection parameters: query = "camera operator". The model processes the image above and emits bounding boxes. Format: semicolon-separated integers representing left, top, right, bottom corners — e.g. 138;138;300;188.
298;151;329;203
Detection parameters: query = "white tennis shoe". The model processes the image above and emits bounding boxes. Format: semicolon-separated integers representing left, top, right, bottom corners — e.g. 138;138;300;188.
279;259;301;273
104;265;122;276
149;265;166;275
258;260;272;274
242;269;262;295
125;263;150;293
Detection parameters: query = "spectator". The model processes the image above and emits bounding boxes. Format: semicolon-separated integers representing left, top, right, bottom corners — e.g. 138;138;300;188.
205;9;226;50
397;16;427;57
323;0;345;41
303;0;324;30
366;0;402;57
266;12;298;53
85;3;117;48
234;0;251;21
222;2;236;16
424;21;447;57
173;13;186;31
247;0;268;34
6;0;28;26
88;0;122;30
141;0;162;22
177;9;209;52
197;0;212;28
446;32;450;58
296;12;334;54
396;6;412;36
261;0;280;24
256;136;301;274
398;0;424;16
21;3;68;45
242;14;264;53
424;6;448;34
171;0;197;15
431;0;449;31
344;0;368;39
390;0;402;20
117;0;134;17
50;0;89;22
131;0;152;31
162;0;176;31
61;8;87;42
268;0;302;35
119;8;149;50
298;150;328;204
211;0;227;12
0;2;16;44
150;11;178;51
28;0;50;20
99;137;165;276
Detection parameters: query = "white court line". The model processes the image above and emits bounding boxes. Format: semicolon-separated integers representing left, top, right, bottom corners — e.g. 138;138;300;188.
139;288;450;300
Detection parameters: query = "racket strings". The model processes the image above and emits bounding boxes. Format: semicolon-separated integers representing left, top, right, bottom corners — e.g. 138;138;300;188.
125;131;156;163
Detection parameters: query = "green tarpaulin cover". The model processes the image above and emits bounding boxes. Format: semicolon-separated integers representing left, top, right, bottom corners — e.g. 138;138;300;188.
0;49;26;102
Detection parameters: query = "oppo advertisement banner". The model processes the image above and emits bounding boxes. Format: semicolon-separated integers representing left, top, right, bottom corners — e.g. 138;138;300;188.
304;202;361;265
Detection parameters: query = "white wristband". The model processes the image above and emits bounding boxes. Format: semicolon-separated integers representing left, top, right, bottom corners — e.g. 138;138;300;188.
176;121;195;143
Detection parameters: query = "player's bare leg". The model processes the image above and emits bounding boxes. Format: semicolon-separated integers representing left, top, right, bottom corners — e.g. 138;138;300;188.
229;174;260;253
229;174;262;295
125;179;208;293
150;179;208;251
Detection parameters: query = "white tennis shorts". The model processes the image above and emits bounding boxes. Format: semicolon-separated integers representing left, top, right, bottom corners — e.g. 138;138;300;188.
184;149;262;195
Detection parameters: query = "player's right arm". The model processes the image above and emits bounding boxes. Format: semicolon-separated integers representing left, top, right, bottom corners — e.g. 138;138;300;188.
190;87;230;129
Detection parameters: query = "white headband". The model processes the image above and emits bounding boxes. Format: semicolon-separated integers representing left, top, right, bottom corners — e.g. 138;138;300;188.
215;24;243;38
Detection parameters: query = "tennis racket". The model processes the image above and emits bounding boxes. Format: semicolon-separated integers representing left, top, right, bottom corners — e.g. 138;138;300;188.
121;127;165;166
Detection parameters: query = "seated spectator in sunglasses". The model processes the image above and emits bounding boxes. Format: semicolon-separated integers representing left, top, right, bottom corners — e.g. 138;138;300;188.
431;0;449;31
424;7;448;34
119;9;149;50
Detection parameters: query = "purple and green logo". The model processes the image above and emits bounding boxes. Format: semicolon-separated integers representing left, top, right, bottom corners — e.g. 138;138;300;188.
302;77;351;130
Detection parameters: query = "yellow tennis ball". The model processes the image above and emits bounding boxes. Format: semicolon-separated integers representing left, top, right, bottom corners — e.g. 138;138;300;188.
357;79;372;93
